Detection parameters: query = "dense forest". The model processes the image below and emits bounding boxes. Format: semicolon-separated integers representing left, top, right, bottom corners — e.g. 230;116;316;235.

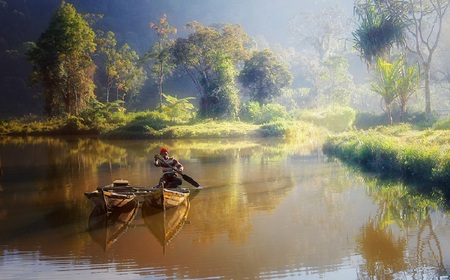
0;0;357;119
1;0;450;126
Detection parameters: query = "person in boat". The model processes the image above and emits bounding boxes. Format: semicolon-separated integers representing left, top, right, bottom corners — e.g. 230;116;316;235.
154;147;184;188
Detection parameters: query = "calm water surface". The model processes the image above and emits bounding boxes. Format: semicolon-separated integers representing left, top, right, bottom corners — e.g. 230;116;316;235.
0;137;450;279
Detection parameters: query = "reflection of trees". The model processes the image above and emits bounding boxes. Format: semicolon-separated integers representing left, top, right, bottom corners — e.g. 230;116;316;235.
357;219;407;278
355;174;449;278
143;137;322;160
1;136;323;256
0;137;132;236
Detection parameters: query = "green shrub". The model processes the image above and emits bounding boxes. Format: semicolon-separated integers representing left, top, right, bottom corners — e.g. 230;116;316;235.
432;117;450;130
297;106;356;132
323;129;450;186
259;121;288;137
240;102;289;124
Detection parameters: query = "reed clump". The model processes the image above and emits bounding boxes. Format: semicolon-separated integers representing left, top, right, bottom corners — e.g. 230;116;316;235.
323;124;450;186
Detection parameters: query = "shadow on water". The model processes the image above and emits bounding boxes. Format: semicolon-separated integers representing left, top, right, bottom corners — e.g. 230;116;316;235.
342;167;450;278
142;199;190;254
88;199;139;251
2;136;450;279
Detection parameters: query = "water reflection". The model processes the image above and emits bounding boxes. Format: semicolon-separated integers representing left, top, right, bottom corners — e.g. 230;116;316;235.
353;173;450;279
142;199;190;254
88;199;139;251
1;136;450;279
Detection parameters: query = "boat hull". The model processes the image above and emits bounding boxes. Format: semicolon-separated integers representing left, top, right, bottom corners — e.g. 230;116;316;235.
84;179;154;211
84;190;137;211
143;187;190;210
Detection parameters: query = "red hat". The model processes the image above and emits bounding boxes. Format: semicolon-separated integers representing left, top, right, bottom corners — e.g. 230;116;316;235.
160;147;169;155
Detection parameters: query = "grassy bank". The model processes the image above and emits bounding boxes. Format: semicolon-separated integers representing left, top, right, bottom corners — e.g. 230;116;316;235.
323;124;450;186
0;113;328;143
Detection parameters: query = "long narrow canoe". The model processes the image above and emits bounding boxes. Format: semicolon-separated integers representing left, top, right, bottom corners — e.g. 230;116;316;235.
84;189;137;212
84;179;150;211
143;186;190;210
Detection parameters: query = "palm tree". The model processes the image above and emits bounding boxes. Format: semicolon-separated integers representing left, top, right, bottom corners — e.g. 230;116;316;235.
353;0;405;67
371;57;401;125
396;56;420;122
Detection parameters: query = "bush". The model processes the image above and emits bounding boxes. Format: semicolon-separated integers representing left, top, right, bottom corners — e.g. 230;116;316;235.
260;121;287;137
432;117;450;130
323;128;450;186
297;106;356;132
240;102;289;124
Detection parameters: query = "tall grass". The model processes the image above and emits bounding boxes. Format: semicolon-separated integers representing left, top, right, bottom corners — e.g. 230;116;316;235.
323;125;450;186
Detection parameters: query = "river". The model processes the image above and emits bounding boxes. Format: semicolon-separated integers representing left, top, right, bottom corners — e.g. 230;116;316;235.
0;136;449;279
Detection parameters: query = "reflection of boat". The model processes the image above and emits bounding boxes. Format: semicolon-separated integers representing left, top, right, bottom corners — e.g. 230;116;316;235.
84;179;153;211
88;199;139;251
142;198;190;252
143;186;190;210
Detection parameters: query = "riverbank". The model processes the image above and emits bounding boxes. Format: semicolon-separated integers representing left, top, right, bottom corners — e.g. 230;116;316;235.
323;124;450;187
0;116;329;143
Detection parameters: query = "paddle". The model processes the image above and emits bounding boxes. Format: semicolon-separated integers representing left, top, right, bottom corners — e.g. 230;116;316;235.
156;155;201;188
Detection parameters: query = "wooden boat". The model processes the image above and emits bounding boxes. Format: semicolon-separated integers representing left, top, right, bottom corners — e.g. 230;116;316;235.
84;179;152;211
88;199;139;251
143;185;190;210
142;198;190;253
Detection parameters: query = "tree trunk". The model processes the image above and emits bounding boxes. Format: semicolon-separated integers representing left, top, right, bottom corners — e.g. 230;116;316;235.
386;102;393;125
158;62;164;111
424;63;431;114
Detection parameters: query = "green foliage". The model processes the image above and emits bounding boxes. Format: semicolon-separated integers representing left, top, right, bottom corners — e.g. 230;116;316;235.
371;57;401;124
259;120;327;141
240;101;289;124
200;53;240;119
323;127;450;186
161;93;196;122
105;110;174;138
146;14;178;109
296;106;356;132
396;57;420;121
354;109;438;130
432;117;450;130
172;22;250;119
354;112;391;129
239;49;293;105
260;121;288;137
78;100;126;132
352;0;405;65
60;115;90;133
27;1;96;117
316;55;354;106
159;121;260;138
0;115;63;135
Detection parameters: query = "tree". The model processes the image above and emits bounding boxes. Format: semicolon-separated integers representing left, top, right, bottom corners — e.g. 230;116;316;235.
353;0;406;66
97;31;147;104
371;57;401;125
354;0;450;114
397;57;420;122
160;93;196;122
96;31;117;103
145;14;178;110
113;43;147;103
172;22;250;119
27;1;96;117
371;56;419;124
297;54;355;107
289;5;353;108
401;0;450;114
289;5;348;60
239;49;293;105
